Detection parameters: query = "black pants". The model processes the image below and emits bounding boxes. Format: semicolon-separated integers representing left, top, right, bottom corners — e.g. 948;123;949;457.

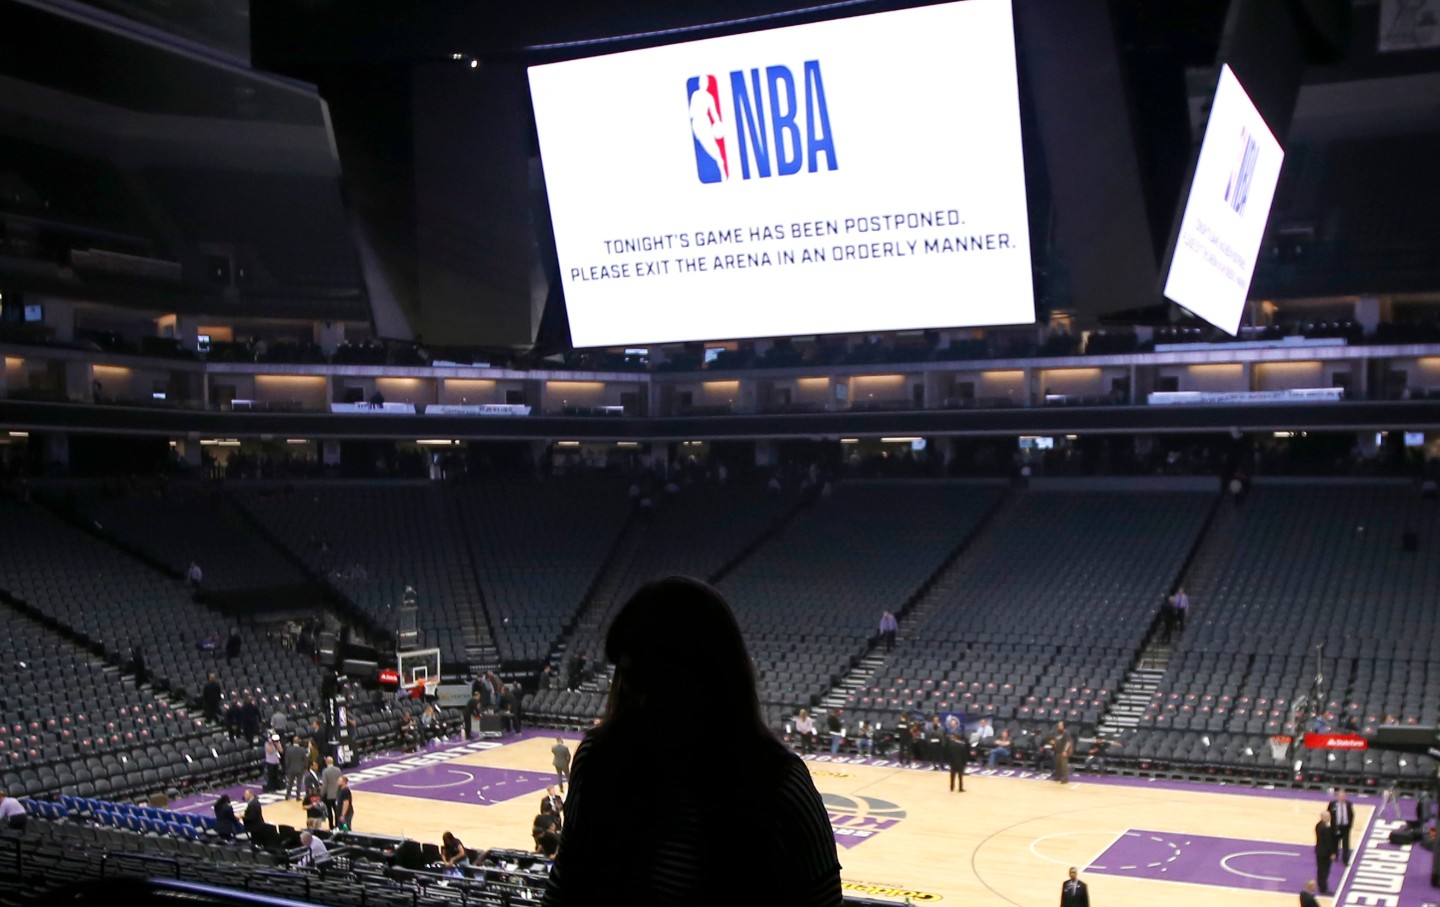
1335;825;1352;865
949;765;966;791
324;797;338;828
1315;851;1333;892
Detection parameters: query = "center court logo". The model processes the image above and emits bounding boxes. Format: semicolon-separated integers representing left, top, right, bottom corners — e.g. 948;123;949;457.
686;62;838;184
823;793;905;849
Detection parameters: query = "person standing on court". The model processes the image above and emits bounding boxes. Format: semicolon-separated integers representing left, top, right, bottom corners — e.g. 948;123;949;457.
946;728;971;792
263;733;283;791
1328;789;1355;866
1060;867;1089;907
1300;879;1322;907
284;735;308;801
1314;809;1337;894
335;776;354;831
542;576;841;907
320;755;343;829
540;785;564;830
1052;722;1075;783
552;737;572;792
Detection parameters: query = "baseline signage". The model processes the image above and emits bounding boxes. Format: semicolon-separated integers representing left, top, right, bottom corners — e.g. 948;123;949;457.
528;0;1035;347
1301;731;1365;754
1303;732;1368;750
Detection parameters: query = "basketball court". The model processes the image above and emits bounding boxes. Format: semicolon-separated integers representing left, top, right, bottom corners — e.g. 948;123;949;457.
174;732;1434;907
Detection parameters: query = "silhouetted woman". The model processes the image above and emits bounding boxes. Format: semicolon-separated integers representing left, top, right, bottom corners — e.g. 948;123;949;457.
542;576;841;907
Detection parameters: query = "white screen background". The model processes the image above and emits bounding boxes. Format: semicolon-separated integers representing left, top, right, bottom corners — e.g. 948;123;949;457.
1162;64;1284;335
528;0;1035;347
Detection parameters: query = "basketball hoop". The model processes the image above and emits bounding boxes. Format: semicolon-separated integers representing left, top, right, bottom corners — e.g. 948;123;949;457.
1268;734;1293;760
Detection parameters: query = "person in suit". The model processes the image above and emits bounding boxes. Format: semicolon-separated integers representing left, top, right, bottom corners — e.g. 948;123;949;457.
320;756;343;829
1300;879;1322;907
1060;867;1089;907
540;785;564;830
552;737;572;790
1314;810;1337;894
1328;789;1355;865
284;736;309;800
946;730;971;793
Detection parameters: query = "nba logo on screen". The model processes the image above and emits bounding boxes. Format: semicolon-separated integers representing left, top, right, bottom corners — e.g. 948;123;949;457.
1224;127;1259;215
687;75;729;183
686;62;837;185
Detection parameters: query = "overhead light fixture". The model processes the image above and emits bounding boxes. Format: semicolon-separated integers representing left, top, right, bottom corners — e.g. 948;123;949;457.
470;59;479;69
556;441;580;447
880;437;922;444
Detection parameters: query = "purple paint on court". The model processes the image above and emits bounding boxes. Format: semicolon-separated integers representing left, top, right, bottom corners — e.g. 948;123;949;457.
1088;829;1309;893
359;764;553;806
1344;814;1438;907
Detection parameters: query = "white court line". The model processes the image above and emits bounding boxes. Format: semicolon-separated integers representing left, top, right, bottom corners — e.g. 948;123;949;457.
391;768;476;791
1028;829;1133;868
1332;799;1376;898
1082;828;1136;872
1219;850;1301;882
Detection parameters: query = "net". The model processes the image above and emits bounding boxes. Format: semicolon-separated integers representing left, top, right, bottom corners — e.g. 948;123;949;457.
1268;734;1293;760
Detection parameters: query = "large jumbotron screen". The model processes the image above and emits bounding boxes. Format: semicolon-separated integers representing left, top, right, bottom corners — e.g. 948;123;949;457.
1162;64;1284;335
527;0;1035;348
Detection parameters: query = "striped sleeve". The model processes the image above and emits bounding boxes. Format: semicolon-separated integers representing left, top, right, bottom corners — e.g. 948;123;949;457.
777;755;843;907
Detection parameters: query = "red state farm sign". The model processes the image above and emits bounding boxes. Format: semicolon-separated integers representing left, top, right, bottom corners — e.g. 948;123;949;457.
1303;732;1368;750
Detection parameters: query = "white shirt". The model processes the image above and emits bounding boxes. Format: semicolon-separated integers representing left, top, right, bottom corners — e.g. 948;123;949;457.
301;836;330;866
0;797;25;819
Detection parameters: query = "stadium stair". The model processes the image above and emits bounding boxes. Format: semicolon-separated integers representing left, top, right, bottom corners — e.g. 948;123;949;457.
1098;649;1169;734
542;511;647;680
812;485;1011;714
818;653;887;711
